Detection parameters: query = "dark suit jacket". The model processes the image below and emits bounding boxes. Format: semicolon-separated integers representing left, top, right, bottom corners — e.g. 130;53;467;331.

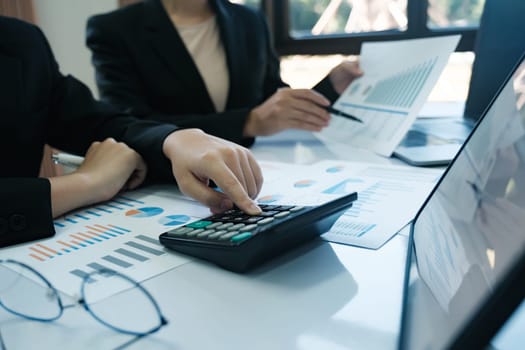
0;16;179;247
86;0;339;146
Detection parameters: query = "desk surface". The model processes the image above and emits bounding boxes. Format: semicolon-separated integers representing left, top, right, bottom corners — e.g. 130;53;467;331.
1;131;412;349
5;130;522;349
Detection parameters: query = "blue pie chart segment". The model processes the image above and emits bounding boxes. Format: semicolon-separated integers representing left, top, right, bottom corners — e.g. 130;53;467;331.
326;165;345;173
125;207;164;218
159;215;192;226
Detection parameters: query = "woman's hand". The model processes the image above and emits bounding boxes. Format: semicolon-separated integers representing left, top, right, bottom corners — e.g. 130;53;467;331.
244;88;331;137
328;60;364;94
163;129;263;215
49;138;147;217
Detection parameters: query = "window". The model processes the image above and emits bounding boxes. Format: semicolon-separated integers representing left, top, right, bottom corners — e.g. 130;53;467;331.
264;0;484;55
427;0;485;28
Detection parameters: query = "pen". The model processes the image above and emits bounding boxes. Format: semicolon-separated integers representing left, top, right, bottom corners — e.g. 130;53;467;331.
324;106;363;123
52;153;85;167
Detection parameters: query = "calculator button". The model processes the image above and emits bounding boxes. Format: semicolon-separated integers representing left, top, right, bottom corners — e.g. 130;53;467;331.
217;222;235;231
274;211;290;218
186;220;212;229
186;229;202;237
197;229;215;238
218;231;238;240
240;224;257;232
166;227;194;237
208;230;226;239
259;211;279;217
228;223;246;231
289;206;305;212
258;217;274;225
231;232;252;243
207;222;224;229
217;222;234;230
245;217;264;224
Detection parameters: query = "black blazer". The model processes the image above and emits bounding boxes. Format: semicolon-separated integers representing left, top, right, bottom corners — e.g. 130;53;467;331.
86;0;339;146
0;16;179;247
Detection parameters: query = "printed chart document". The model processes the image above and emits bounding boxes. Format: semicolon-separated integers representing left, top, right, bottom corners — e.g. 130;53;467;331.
316;35;461;156
317;161;441;248
2;185;209;302
2;160;441;300
258;160;443;249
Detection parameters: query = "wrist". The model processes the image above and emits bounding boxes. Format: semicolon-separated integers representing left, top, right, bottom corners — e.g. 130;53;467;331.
49;172;97;217
163;128;205;159
243;109;259;137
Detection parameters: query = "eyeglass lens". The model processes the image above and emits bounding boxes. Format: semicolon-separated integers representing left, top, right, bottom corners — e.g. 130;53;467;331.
82;270;164;334
0;261;165;335
0;260;61;321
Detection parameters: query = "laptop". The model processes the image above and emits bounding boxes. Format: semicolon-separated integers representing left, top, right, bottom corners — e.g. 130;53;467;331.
394;0;525;166
398;51;525;348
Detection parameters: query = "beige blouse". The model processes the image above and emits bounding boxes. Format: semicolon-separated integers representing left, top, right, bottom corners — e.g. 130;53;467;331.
174;16;230;112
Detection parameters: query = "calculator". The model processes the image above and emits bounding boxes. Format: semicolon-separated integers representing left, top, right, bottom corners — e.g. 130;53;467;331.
159;192;357;272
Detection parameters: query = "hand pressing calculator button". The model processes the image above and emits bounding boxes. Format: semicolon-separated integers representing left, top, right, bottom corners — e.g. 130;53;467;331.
159;191;357;272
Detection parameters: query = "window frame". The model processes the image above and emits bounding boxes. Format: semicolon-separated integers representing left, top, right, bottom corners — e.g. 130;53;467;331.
262;0;478;56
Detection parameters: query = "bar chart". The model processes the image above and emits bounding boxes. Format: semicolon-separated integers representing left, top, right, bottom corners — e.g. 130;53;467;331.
364;57;437;108
317;35;461;156
4;186;209;301
54;195;145;228
28;224;131;262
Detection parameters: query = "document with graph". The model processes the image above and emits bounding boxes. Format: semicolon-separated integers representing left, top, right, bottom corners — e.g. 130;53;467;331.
1;160;440;299
2;185;210;302
256;160;442;249
316;35;461;156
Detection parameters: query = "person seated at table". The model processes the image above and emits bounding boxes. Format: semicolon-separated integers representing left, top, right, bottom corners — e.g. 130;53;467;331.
0;15;262;248
86;0;363;147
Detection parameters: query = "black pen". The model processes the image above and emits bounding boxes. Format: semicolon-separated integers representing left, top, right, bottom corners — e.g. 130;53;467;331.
324;106;363;123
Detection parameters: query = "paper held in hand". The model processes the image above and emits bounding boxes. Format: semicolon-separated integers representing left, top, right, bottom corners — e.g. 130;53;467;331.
316;35;461;157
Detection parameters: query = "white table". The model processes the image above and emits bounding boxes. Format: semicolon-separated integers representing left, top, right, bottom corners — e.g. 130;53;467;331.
0;131;425;350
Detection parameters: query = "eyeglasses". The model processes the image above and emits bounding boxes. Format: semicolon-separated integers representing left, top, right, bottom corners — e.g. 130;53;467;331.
0;259;167;341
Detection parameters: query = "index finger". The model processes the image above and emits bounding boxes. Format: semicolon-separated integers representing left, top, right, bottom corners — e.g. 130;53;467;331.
209;164;262;215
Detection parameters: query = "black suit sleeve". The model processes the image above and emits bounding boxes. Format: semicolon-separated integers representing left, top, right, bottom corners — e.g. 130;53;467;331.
314;76;340;104
46;75;179;183
0;178;54;247
0;18;179;247
36;27;179;183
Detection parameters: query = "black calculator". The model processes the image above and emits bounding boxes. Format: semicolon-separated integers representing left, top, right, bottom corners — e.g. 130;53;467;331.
159;191;357;272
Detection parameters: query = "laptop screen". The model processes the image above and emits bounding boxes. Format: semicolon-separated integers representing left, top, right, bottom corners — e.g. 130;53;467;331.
400;53;525;349
464;0;525;122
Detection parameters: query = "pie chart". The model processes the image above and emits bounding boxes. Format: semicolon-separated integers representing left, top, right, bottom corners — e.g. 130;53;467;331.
125;207;164;218
258;194;283;204
294;179;316;188
159;215;191;226
326;165;344;173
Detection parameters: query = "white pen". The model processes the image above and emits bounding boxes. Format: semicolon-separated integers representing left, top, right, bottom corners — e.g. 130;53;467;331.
51;153;85;167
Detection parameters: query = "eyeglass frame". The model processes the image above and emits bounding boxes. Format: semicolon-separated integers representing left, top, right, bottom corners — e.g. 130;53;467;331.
0;258;168;337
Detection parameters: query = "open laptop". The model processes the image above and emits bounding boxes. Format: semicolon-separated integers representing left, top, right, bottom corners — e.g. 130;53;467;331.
394;0;525;166
398;51;525;348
